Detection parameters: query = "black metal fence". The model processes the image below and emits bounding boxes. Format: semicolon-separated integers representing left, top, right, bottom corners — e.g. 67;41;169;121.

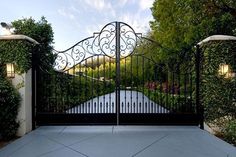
34;22;200;126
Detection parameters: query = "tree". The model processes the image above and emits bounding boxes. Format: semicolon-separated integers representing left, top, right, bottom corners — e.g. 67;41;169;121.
0;17;54;73
150;0;236;60
207;0;236;18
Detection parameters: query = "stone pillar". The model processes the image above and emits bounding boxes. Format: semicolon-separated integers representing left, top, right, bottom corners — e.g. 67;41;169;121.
11;69;32;136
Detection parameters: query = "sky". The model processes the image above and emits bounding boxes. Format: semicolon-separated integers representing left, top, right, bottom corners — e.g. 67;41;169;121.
0;0;154;51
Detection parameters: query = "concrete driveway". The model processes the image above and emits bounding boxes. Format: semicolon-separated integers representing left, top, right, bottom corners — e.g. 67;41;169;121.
0;126;235;157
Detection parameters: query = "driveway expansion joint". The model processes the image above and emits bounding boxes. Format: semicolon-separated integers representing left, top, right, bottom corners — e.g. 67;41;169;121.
39;133;92;157
112;126;114;134
131;134;169;157
59;126;67;134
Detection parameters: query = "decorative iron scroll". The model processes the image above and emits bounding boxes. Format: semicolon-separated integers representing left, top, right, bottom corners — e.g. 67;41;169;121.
53;22;142;72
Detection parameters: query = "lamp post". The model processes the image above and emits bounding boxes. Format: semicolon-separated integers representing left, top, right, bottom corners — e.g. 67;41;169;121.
218;63;235;78
6;63;15;78
196;35;236;130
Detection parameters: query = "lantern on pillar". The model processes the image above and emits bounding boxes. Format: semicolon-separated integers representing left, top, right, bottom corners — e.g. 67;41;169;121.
6;63;15;78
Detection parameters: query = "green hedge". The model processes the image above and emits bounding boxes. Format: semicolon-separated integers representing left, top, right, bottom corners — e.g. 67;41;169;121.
0;77;21;140
142;88;195;113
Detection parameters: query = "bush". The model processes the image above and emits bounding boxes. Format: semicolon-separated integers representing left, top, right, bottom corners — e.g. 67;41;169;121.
224;119;236;146
0;77;20;140
142;88;195;113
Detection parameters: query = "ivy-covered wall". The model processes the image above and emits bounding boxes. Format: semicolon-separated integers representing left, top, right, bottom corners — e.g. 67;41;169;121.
0;41;33;73
202;41;236;145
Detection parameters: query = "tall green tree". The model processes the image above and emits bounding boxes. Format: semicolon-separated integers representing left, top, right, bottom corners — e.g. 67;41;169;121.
150;0;236;61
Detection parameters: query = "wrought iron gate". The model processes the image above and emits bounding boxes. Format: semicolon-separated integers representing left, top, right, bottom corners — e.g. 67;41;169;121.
34;22;200;126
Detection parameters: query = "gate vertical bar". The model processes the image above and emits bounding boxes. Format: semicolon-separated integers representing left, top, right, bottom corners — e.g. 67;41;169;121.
196;45;204;129
115;22;121;125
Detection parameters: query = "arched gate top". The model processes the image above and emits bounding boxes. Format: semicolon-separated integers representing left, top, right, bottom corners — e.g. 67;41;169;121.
53;21;152;72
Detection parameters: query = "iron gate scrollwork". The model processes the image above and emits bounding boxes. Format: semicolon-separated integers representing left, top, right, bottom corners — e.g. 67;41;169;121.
35;22;200;125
